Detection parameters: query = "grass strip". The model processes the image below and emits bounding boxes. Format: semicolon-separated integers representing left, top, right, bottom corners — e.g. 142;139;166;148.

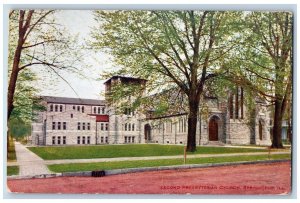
28;144;269;160
7;166;19;176
48;154;290;173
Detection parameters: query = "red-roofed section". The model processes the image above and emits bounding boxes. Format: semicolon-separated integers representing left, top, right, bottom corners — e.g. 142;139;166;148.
96;115;109;122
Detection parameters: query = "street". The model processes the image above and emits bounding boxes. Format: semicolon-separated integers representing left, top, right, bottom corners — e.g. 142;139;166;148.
7;161;291;195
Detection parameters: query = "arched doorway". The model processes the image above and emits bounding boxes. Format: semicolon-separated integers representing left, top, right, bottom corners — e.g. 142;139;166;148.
209;116;219;141
144;124;151;142
259;120;263;140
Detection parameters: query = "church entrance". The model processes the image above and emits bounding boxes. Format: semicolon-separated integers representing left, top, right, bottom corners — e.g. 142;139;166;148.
209;116;219;141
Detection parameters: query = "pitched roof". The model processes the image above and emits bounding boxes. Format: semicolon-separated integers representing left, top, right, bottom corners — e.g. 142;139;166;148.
41;96;105;106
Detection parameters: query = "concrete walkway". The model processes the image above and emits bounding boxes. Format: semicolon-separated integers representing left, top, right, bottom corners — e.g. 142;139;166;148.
43;151;290;165
13;142;50;176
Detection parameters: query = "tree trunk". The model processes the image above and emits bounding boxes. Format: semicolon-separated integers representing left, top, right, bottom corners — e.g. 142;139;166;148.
187;97;199;152
271;100;284;148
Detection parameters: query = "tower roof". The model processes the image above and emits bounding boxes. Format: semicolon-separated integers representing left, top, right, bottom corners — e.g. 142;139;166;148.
104;76;147;85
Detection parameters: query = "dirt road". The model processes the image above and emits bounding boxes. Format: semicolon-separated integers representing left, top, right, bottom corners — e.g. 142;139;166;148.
7;161;291;195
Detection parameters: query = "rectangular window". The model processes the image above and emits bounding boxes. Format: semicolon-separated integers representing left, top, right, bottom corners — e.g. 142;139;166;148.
57;122;61;130
132;136;135;143
94;107;96;114
105;137;108;143
52;122;55;130
125;136;128;143
77;136;80;144
60;105;63;112
128;136;131;143
77;106;80;111
101;123;104;131
73;105;75;110
52;136;55;145
98;107;101;114
128;123;131;131
57;136;61;145
50;104;53;112
82;106;84;113
63;136;66;145
77;122;81;130
132;124;135;131
124;108;131;115
102;107;105;114
125;123;127;131
55;105;58;112
87;136;90;144
82;122;86;130
71;114;73;118
63;122;66;130
100;136;104;143
82;136;86;144
105;123;108;131
87;123;90;130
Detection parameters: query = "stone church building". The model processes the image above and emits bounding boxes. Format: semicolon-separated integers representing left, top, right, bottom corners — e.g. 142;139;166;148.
31;76;272;146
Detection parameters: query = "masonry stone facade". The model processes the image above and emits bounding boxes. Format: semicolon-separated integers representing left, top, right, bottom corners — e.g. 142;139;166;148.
31;76;272;146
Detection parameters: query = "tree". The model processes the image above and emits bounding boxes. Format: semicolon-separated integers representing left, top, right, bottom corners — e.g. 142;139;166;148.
7;10;84;155
90;11;240;151
234;12;292;148
8;10;83;121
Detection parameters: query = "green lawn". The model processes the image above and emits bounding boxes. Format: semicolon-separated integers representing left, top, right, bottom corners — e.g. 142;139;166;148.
7;166;19;176
48;154;291;173
28;144;268;160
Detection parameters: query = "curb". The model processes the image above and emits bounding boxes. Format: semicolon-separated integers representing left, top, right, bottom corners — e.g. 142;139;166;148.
7;159;290;180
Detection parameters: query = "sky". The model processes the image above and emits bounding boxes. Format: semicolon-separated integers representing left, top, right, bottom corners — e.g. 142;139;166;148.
32;10;114;100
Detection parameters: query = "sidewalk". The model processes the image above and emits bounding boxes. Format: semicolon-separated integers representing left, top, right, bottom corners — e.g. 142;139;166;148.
13;142;50;176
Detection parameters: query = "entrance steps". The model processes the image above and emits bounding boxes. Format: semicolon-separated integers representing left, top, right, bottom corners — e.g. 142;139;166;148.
205;141;226;146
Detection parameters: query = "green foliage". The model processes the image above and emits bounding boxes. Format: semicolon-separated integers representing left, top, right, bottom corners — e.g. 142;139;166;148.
48;154;290;173
28;144;267;160
231;12;292;102
9;69;45;122
7;166;19;176
90;11;242;116
8;118;31;139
